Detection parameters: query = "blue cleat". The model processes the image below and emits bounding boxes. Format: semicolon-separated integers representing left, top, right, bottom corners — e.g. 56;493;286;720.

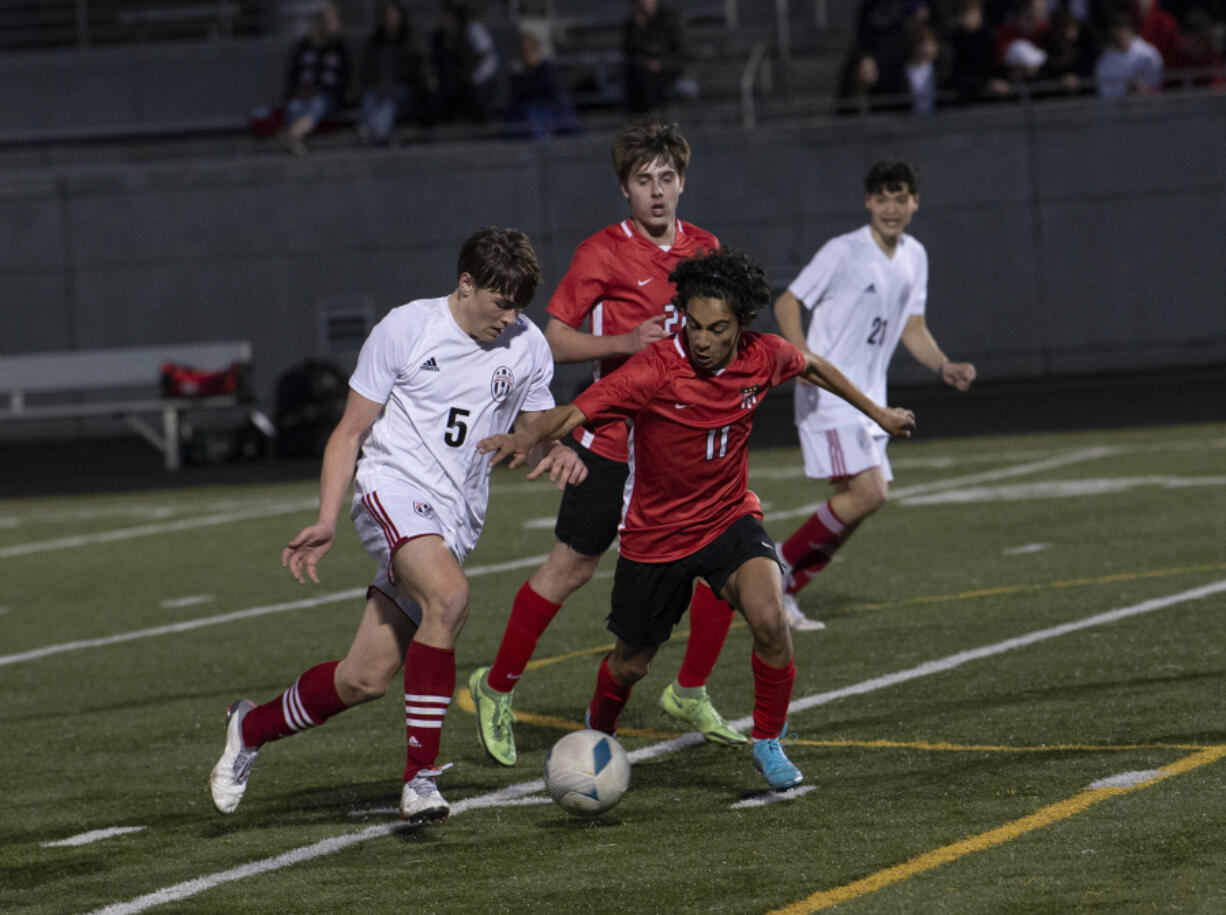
752;723;803;790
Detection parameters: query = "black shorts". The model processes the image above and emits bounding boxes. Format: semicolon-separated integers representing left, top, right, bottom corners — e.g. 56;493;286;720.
608;515;781;646
553;438;628;558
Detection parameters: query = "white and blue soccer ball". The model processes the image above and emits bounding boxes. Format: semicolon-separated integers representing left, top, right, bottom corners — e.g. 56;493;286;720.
543;729;630;817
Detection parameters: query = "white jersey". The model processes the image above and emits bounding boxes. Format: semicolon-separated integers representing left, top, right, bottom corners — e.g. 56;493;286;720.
349;295;555;558
789;225;927;433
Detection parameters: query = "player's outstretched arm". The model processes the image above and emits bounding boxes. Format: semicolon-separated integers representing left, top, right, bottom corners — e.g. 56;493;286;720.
800;352;916;438
901;314;976;391
282;389;383;584
545;315;668;363
478;404;588;470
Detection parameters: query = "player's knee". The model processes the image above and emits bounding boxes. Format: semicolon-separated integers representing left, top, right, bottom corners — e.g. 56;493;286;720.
425;586;470;633
336;666;392;704
608;651;651;685
539;547;600;596
750;606;793;663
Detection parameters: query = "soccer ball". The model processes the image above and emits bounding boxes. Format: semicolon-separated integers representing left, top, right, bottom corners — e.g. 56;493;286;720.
543;729;631;817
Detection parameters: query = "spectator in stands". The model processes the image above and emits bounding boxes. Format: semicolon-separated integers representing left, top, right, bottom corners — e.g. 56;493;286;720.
1041;6;1098;92
836;48;884;113
357;1;432;145
1131;0;1182;62
903;21;944;111
623;0;688;112
992;0;1050;82
1170;8;1226;86
856;0;937;94
280;2;350;155
1095;11;1164;96
506;19;578;138
946;0;1013;102
431;1;500;122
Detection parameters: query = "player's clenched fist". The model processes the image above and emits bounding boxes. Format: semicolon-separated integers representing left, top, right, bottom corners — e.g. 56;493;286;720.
879;407;916;438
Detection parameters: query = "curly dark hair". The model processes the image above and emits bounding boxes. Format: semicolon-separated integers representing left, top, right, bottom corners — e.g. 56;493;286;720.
668;248;772;327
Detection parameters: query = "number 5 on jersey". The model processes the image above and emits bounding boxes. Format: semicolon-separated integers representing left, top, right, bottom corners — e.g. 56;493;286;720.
445;407;470;447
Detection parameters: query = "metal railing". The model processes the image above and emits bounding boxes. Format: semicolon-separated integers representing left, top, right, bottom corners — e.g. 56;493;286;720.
0;0;266;50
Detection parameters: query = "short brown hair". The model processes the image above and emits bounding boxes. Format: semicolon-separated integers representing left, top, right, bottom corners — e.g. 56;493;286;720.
457;227;542;310
611;120;691;185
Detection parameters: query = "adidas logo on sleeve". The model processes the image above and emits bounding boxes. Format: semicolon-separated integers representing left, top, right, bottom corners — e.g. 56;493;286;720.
420;357;440;372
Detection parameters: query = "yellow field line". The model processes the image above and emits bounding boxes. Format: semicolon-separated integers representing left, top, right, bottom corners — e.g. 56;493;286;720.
464;562;1226;688
843;562;1226;613
767;744;1226;914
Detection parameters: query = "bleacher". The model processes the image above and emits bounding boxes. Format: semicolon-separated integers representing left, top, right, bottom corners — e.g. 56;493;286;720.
0;0;857;153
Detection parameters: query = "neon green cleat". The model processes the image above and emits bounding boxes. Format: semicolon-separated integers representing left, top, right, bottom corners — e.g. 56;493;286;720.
659;681;748;746
469;666;517;766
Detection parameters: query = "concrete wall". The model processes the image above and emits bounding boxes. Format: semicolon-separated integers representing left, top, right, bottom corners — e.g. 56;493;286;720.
2;92;1224;430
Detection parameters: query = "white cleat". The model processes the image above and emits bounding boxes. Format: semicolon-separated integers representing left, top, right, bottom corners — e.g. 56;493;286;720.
209;699;259;814
400;767;451;825
783;592;826;632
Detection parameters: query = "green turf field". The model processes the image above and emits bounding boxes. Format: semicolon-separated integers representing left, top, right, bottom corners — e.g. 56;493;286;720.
2;422;1224;914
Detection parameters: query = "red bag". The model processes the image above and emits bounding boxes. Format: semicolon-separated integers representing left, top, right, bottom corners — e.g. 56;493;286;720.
160;361;243;397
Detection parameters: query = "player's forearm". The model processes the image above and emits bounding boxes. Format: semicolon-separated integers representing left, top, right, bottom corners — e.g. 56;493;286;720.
517;404;588;448
772;291;809;351
545;319;639;363
901;318;947;374
801;355;892;429
315;427;362;531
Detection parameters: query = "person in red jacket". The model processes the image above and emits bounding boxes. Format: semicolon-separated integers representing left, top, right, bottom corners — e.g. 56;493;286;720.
1131;0;1180;64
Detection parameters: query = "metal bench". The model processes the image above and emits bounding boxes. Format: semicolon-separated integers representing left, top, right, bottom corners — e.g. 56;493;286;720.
0;340;260;471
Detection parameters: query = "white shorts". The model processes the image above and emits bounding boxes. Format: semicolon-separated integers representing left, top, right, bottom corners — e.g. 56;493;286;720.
798;421;894;483
350;481;467;625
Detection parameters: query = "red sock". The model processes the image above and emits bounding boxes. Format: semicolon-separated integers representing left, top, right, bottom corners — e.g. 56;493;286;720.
676;581;735;688
487;580;562;693
241;660;347;748
750;651;795;740
402;641;455;781
587;655;633;735
781;501;846;595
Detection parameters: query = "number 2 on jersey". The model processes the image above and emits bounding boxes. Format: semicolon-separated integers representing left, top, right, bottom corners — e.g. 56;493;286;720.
663;304;682;335
445;407;470;447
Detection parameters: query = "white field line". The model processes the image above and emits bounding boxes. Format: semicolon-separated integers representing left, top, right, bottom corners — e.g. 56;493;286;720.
0;500;317;560
754;579;1226;725
85;577;1226;915
0;554;549;669
520;448;1117;530
762;447;1117;523
1089;770;1165;789
7;438;1219;556
42;826;147;848
730;785;819;809
902;475;1226;505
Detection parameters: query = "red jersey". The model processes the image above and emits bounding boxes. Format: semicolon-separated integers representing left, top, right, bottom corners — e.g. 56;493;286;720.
574;330;806;563
546;218;720;462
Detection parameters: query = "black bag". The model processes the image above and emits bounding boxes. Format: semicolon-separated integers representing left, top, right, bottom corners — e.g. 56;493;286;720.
275;360;347;458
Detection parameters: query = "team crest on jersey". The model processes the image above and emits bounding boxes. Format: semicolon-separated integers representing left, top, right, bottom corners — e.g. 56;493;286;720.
740;385;762;410
413;501;435;519
490;366;514;403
